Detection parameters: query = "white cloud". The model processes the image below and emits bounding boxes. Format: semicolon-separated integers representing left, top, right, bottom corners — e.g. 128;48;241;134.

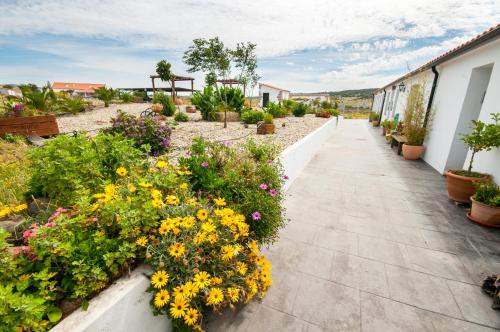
0;0;499;91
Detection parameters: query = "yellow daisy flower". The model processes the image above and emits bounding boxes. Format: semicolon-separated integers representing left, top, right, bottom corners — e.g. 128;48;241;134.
135;236;148;247
206;287;224;305
128;184;137;193
193;271;211;289
154;289;170;308
116;167;127;177
173;285;188;300
169;297;188;319
168;243;186;258
12;203;28;213
210;276;223;286
179;182;188;190
166;195;179;205
235;262;248;276
157;160;168;169
196;209;208;221
227;287;240;302
151;270;169;289
221;245;236;262
183;281;199;298
213;197;226;207
139;181;153;188
183;308;199;326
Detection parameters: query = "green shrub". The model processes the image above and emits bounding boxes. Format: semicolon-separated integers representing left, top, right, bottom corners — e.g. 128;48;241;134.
119;91;135;103
263;113;273;124
282;99;296;113
174;111;189;122
152;92;176;116
265;102;287;118
473;181;500;207
321;100;333;109
191;86;219;121
19;83;56;113
241;109;264;124
108;111;172;156
94;87;117;107
292;103;308;117
216;87;245;113
28;133;145;206
56;95;89;114
179;138;286;244
0;139;31;206
325;108;340;117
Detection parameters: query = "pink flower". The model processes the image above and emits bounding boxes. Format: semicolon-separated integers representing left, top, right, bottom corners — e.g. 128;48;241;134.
269;189;278;197
259;183;268;190
284;175;289;180
45;221;56;228
201;161;209;167
251;211;261;220
267;159;273;164
13;246;31;255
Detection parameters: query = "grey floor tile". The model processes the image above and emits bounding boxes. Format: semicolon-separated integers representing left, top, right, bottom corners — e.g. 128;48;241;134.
406;245;474;283
295;243;335;279
260;266;302;313
314;227;359;254
280;219;323;244
447;280;500;328
292;273;360;331
329;252;389;297
245;305;312;332
358;235;410;268
385;264;463;318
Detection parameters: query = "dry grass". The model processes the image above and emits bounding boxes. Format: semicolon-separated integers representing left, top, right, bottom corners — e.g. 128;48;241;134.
341;111;371;119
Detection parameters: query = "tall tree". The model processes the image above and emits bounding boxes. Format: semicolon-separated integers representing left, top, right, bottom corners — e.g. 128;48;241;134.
232;42;259;97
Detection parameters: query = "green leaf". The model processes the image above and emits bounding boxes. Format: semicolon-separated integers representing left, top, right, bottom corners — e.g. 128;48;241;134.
47;307;62;322
82;299;89;311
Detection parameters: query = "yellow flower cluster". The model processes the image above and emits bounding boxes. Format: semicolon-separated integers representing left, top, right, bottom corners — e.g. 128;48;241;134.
0;203;28;218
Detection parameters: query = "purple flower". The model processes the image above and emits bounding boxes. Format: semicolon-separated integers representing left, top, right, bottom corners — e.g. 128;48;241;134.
269;189;278;197
223;141;231;147
201;161;209;167
251;211;261;220
259;183;268;190
284;175;289;180
267;159;273;164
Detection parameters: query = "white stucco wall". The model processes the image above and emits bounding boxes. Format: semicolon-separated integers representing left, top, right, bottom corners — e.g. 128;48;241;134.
259;85;288;106
424;38;500;181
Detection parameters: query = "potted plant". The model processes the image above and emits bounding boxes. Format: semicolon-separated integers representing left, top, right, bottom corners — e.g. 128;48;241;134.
381;119;396;135
445;113;500;202
371;113;380;126
468;181;500;227
401;84;430;160
257;113;275;135
315;110;331;118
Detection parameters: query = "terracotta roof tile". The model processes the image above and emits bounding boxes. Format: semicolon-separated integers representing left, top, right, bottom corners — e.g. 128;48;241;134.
52;82;105;93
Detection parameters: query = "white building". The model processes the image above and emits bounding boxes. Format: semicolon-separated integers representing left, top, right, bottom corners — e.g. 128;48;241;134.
290;92;332;104
258;83;290;107
372;23;500;181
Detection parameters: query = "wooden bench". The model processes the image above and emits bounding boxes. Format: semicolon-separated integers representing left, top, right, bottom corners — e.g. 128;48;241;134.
391;134;407;155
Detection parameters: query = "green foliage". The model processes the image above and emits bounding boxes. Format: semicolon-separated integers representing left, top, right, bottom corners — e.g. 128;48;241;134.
191;86;220;121
473;181;500;207
174;111;189;122
216;87;245;113
370;112;380;121
108;111;172;156
152;92;176;116
325;108;340;117
94;87;117;107
381;119;396;130
20;83;56;113
320;100;333;109
156;60;173;82
461;113;500;173
179;138;286;244
231;42;260;93
241;109;265;124
56;94;89;114
0;139;31;207
28;133;145;206
263;113;273;124
403;84;429;145
183;37;231;83
119;91;135;103
292;103;308;117
281;99;296;113
265;102;287;118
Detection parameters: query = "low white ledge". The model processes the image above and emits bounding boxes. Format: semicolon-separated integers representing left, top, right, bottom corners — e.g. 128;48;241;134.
52;118;341;331
281;117;341;191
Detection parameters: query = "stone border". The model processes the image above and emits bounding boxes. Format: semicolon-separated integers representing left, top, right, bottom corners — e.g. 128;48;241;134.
52;118;341;331
281;117;341;191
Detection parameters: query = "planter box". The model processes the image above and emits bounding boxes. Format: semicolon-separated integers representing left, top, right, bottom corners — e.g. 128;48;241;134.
214;112;240;122
0;115;59;136
257;123;275;135
186;106;196;113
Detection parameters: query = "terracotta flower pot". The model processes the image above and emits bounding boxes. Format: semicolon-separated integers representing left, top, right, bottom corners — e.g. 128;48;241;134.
151;103;163;113
402;144;424;160
445;170;490;203
468;197;500;228
257;123;275;135
382;127;387;135
186;106;196;113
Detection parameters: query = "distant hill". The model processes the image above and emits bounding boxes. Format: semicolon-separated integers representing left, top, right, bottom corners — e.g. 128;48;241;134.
328;89;376;98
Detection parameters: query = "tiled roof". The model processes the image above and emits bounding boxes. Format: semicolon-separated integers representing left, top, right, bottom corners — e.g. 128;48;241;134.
52;82;105;93
376;23;500;93
259;83;290;92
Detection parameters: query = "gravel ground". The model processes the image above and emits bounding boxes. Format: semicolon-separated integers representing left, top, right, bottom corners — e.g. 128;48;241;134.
56;103;332;151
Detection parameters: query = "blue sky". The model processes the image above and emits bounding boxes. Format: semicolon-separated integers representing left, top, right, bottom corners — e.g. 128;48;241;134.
0;0;499;93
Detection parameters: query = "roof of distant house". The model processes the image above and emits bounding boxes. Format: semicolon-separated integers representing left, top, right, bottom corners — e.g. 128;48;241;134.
52;82;105;93
259;83;289;92
376;23;500;92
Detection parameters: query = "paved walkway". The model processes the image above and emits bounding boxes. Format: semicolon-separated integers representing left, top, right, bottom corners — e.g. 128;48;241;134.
208;119;500;331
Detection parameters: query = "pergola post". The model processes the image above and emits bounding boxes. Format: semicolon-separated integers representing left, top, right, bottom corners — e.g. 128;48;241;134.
151;77;156;93
171;79;176;101
191;79;194;95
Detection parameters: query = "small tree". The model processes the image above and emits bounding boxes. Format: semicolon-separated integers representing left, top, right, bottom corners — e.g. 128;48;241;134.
403;84;429;146
461;113;500;173
19;82;56;112
94;87;116;107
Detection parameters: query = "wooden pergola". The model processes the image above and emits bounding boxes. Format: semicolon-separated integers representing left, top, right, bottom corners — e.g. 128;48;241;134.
150;74;195;100
217;79;246;96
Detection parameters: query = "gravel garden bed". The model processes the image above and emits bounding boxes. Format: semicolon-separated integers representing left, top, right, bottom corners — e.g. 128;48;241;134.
56;103;332;152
